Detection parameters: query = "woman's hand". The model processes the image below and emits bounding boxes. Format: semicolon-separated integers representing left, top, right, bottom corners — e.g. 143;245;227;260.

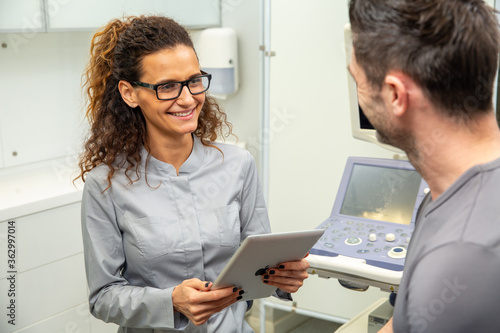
262;254;310;293
172;279;242;326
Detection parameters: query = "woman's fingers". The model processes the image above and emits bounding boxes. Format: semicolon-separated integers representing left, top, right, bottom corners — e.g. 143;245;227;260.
172;279;243;326
262;258;311;293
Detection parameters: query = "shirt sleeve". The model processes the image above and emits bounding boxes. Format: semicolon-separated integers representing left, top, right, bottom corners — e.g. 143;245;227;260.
238;151;271;238
396;242;500;333
81;172;188;330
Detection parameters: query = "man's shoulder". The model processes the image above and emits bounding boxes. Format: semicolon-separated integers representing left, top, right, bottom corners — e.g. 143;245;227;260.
396;241;500;333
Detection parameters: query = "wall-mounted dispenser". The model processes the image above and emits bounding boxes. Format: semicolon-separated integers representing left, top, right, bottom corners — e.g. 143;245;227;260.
194;27;238;99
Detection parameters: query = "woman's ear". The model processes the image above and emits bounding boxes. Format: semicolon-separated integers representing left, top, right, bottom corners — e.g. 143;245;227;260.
384;73;408;118
118;80;138;108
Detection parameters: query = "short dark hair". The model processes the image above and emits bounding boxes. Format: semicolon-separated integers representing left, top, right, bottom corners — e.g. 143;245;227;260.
349;0;500;120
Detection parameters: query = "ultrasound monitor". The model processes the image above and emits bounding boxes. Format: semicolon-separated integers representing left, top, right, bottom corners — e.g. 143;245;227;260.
339;163;421;225
308;157;429;290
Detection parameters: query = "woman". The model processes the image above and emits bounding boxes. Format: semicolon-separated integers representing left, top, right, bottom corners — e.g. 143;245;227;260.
77;16;309;332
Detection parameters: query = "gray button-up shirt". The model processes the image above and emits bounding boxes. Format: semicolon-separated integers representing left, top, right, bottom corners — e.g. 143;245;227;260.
81;137;271;332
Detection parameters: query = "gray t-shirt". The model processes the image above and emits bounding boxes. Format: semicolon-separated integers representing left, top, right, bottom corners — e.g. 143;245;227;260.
393;157;500;333
81;137;270;332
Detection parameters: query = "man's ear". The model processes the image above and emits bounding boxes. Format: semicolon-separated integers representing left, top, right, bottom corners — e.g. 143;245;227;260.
118;80;139;108
384;74;408;118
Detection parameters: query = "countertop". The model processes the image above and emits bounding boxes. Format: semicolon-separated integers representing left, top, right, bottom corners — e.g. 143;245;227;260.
0;156;83;221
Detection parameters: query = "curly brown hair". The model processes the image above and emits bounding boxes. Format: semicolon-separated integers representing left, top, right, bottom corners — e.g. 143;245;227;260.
76;16;233;187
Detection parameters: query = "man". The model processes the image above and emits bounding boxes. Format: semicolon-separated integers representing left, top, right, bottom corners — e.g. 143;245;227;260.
347;0;500;332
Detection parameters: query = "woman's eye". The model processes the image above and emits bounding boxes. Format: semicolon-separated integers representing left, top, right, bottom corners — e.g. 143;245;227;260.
190;78;202;85
158;83;178;92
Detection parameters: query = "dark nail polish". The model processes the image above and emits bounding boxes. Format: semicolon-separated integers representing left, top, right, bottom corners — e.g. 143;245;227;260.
233;287;237;292
237;295;243;300
205;282;209;288
269;270;275;275
264;274;269;279
239;290;245;295
279;265;285;269
263;280;269;283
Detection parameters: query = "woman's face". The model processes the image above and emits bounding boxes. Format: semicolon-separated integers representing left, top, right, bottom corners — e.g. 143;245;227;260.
133;45;205;144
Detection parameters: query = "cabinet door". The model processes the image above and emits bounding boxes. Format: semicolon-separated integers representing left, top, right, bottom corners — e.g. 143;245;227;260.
0;0;45;33
0;31;91;168
47;0;220;31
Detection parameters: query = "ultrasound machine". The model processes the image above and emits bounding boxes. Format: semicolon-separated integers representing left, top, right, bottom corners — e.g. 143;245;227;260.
307;157;429;292
306;24;430;294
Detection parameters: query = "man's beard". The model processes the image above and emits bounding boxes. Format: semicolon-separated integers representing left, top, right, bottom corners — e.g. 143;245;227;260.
376;126;418;159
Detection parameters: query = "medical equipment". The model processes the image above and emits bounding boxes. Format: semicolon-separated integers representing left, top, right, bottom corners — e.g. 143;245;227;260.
307;157;429;292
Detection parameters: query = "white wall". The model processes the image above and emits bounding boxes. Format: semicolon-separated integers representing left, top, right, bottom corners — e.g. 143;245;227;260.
267;0;394;319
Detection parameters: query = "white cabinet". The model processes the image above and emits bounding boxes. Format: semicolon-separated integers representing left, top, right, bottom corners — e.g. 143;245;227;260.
0;0;45;32
0;201;98;333
48;0;220;31
0;32;92;168
0;0;220;33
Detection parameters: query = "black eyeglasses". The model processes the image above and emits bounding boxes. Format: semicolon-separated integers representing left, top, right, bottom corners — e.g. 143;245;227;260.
133;71;212;101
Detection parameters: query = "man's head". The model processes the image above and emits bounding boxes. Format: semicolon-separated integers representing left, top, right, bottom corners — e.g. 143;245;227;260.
349;0;500;121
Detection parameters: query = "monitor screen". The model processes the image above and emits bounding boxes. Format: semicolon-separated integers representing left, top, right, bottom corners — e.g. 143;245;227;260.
339;164;422;225
359;105;374;130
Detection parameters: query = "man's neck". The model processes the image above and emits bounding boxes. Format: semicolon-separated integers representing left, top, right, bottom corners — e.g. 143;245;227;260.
408;113;500;200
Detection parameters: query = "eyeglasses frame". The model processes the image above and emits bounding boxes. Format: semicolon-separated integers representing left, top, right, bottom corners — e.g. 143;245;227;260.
132;71;212;101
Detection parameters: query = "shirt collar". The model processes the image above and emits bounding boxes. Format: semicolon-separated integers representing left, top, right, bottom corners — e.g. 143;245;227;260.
179;135;205;175
139;135;205;176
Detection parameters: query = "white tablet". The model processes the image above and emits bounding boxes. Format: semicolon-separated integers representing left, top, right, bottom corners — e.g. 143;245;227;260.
212;229;325;301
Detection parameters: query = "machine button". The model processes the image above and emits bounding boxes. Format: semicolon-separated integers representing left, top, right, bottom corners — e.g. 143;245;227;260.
388;246;407;259
368;233;377;242
386;233;396;242
345;237;362;246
